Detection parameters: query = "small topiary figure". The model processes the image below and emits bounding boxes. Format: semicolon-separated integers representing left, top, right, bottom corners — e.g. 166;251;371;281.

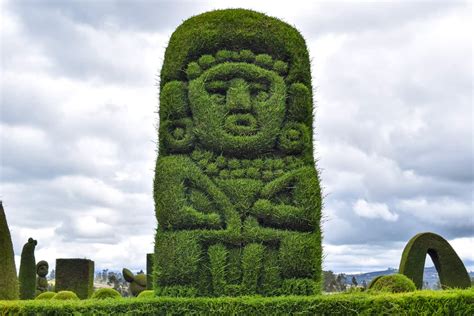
35;291;56;300
0;201;19;300
399;232;471;289
91;288;122;300
123;268;147;297
369;274;416;293
52;290;80;300
19;237;37;300
35;260;49;296
137;290;155;299
154;8;322;297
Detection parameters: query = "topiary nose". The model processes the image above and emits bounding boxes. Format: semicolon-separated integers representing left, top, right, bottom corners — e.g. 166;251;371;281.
226;78;251;112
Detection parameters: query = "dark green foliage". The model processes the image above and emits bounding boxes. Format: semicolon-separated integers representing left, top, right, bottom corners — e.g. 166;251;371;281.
34;292;55;300
369;274;416;293
146;253;154;290
19;238;37;300
1;290;473;315
55;259;94;299
154;9;322;297
0;201;19;300
399;232;471;289
91;288;121;300
52;291;79;300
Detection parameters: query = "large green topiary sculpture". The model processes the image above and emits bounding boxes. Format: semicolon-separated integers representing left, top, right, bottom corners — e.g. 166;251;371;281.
0;201;19;300
154;9;322;297
19;237;37;300
399;232;470;289
55;259;94;299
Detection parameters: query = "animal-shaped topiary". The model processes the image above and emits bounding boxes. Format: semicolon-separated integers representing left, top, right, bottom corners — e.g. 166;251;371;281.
19;238;37;300
154;9;322;297
369;274;416;293
0;201;19;300
123;268;147;297
91;288;122;299
35;260;49;296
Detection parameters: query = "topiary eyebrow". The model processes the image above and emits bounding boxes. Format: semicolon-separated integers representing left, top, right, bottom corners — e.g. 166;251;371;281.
204;80;269;92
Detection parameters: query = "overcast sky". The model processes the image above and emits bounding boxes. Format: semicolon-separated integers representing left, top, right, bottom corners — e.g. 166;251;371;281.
1;0;472;274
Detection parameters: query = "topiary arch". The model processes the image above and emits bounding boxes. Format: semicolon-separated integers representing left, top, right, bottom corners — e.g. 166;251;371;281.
154;9;322;297
399;232;470;289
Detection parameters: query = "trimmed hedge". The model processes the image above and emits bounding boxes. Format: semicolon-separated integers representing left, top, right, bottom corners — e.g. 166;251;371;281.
0;201;19;300
91;288;121;300
55;259;94;299
369;274;416;293
1;290;473;315
399;232;471;289
52;291;79;301
154;9;322;297
19;238;37;300
34;292;55;300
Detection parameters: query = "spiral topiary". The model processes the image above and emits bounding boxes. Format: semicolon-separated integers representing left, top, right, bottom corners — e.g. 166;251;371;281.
52;291;80;300
0;201;19;300
91;288;121;300
19;238;37;300
137;290;155;299
35;291;56;300
154;8;322;297
369;274;416;293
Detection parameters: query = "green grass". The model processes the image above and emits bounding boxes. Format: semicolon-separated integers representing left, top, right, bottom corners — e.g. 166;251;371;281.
1;289;473;315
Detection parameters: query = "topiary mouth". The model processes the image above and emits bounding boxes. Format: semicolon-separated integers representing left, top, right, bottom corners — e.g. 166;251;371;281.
224;113;258;136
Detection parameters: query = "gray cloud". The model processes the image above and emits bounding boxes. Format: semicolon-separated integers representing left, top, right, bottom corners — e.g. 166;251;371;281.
1;1;472;272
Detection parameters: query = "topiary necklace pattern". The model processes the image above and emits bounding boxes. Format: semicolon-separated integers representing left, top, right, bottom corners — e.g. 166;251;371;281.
154;9;322;297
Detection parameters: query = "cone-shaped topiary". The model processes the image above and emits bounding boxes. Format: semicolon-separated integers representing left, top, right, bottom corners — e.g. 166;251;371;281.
91;288;122;300
52;291;79;300
19;237;37;300
35;291;56;300
399;232;471;289
154;9;322;297
137;290;155;299
0;201;19;300
369;274;416;293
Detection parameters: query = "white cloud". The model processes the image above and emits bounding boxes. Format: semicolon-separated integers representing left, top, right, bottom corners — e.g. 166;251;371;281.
398;197;473;227
354;199;399;222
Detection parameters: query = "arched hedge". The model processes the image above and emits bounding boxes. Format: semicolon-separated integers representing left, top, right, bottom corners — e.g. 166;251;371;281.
399;232;470;289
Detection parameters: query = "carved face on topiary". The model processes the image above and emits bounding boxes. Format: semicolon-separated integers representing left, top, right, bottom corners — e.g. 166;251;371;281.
187;51;287;156
36;261;49;278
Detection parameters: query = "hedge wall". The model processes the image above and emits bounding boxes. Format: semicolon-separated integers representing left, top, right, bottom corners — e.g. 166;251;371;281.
1;289;473;315
154;8;322;297
55;259;94;299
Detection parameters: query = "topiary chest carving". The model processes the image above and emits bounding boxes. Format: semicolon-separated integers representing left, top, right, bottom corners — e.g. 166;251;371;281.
154;9;322;297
